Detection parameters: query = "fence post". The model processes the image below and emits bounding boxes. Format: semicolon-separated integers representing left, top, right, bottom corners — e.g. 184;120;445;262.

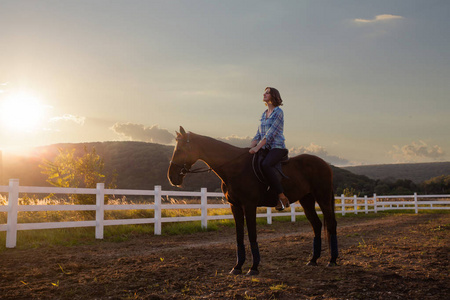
291;204;296;222
266;207;272;224
364;195;368;214
353;195;357;214
95;183;105;239
154;186;162;235
6;179;19;248
414;192;418;214
341;194;345;216
373;193;377;213
201;188;207;229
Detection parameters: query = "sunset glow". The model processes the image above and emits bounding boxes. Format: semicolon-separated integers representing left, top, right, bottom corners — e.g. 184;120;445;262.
0;1;449;164
0;91;47;132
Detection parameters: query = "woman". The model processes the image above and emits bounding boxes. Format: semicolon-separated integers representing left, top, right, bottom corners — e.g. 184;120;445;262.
249;87;289;210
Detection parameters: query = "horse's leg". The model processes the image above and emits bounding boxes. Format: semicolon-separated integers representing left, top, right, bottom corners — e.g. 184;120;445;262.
230;204;246;275
244;205;260;276
322;194;338;267
327;222;338;267
300;195;322;266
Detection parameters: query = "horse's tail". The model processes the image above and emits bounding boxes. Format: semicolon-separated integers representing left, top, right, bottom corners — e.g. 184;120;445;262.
330;190;336;216
323;189;336;253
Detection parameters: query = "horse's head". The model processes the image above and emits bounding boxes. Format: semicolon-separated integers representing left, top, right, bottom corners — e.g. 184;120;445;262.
167;126;200;187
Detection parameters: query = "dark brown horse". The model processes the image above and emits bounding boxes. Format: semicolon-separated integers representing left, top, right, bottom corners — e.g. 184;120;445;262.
168;127;338;275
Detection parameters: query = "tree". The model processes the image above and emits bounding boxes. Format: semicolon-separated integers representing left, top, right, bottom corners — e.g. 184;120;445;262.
374;183;390;195
41;148;78;188
342;187;358;197
422;175;450;194
40;146;116;204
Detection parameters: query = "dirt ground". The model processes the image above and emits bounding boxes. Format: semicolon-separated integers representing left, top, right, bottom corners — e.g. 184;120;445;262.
1;213;449;299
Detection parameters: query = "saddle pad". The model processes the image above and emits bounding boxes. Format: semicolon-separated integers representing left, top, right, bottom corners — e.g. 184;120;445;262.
252;149;288;185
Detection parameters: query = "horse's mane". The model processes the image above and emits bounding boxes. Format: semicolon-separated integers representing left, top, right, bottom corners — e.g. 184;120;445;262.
190;132;249;153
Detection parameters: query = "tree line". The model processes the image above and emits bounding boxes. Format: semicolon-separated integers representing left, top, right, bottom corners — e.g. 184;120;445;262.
33;142;450;204
332;166;450;196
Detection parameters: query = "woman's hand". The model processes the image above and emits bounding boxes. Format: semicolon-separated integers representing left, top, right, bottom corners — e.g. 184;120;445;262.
249;147;259;154
249;138;266;154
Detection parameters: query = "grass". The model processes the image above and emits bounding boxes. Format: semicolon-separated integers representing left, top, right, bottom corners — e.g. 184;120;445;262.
0;217;242;252
0;212;387;252
1;194;449;252
336;209;450;221
0;227;97;249
270;283;288;291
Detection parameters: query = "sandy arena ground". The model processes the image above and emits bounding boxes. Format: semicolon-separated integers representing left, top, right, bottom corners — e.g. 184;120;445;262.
1;213;449;299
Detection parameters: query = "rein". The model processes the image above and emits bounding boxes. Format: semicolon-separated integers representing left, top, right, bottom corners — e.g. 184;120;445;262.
169;161;212;175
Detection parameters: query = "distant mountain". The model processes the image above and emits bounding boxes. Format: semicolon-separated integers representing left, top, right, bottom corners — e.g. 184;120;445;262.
5;141;442;196
342;162;450;183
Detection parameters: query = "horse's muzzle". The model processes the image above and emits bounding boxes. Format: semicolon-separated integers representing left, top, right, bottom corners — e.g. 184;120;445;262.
167;169;185;187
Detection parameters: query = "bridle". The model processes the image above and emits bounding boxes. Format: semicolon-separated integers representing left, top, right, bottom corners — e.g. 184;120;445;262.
169;160;212;176
169;133;212;176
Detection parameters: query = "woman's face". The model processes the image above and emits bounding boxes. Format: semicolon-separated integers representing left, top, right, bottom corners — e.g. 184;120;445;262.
263;89;272;104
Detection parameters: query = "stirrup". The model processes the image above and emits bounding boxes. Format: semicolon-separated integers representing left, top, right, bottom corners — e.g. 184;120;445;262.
275;198;289;211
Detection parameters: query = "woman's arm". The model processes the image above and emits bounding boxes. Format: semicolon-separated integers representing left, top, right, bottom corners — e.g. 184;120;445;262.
249;138;266;154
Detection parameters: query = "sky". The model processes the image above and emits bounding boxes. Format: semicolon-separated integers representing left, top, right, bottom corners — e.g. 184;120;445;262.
0;0;449;166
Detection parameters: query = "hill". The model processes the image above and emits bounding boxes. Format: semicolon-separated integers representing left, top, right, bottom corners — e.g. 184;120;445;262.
2;142;222;192
4;141;439;196
342;162;450;183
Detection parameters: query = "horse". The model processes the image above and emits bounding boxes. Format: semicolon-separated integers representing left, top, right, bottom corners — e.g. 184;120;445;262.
167;126;338;276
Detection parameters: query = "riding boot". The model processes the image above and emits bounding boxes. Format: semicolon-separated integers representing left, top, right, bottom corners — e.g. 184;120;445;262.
275;194;290;211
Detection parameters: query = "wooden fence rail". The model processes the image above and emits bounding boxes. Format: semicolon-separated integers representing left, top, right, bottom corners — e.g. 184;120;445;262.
1;179;449;248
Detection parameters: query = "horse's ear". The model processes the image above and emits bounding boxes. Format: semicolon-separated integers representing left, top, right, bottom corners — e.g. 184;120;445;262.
180;126;186;135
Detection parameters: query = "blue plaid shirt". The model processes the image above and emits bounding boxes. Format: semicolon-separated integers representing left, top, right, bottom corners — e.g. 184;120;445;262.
253;106;286;149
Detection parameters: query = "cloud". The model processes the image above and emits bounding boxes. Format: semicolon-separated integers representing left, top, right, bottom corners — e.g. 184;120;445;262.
354;14;404;24
111;123;175;144
289;143;350;166
217;135;252;147
49;114;86;125
389;141;446;163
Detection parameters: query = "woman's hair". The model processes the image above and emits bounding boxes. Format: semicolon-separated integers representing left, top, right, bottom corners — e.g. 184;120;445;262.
265;87;283;106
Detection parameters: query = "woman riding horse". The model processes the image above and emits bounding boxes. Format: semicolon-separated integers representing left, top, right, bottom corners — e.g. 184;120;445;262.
168;126;339;276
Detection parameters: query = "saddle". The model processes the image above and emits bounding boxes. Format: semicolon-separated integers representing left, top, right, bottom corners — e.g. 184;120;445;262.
252;149;289;207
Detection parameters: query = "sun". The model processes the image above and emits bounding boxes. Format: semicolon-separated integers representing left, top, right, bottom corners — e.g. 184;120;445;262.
0;91;47;132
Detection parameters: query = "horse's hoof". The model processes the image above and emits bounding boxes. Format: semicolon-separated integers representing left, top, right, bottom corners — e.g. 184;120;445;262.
245;269;260;276
307;261;318;266
229;268;243;275
327;262;338;267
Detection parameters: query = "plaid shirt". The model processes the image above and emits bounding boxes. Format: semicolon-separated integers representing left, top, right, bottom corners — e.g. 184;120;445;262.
253;106;286;149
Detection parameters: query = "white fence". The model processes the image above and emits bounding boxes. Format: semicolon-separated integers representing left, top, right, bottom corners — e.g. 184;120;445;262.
1;179;449;248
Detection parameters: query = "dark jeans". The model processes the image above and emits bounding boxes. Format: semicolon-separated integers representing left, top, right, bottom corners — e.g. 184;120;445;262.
261;148;288;195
